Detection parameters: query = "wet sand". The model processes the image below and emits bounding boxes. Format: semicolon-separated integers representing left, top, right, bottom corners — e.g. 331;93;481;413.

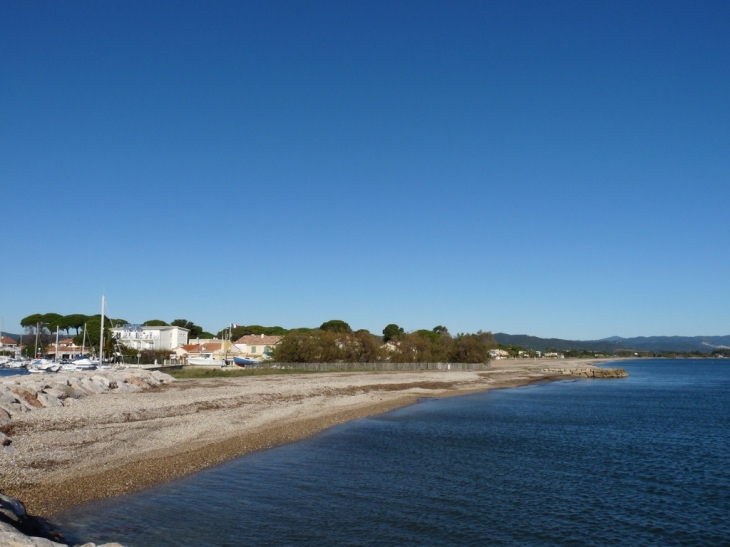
0;359;619;516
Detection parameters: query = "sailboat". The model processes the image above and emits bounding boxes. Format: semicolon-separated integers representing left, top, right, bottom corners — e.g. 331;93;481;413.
95;294;125;370
27;321;60;373
70;323;96;370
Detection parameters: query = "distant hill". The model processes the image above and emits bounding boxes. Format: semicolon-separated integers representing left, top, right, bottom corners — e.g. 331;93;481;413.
493;333;730;353
0;332;21;342
603;335;730;353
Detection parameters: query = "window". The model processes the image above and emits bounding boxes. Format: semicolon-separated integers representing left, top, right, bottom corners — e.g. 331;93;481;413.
251;346;257;353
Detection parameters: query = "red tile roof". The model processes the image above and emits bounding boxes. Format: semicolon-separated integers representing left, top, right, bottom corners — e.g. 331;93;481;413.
235;335;283;345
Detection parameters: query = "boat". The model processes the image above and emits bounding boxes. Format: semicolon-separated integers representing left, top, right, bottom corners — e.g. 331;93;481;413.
188;353;227;367
28;359;60;373
71;357;97;369
3;359;27;369
233;356;262;367
70;324;97;370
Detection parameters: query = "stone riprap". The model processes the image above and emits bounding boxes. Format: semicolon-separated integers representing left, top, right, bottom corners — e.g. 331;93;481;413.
538;366;628;378
1;493;124;546
0;370;174;430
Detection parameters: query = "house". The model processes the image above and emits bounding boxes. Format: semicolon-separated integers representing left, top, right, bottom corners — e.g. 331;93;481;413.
46;337;85;360
0;336;17;349
382;341;399;352
488;348;510;360
110;324;189;351
234;334;282;360
0;336;19;358
178;340;240;362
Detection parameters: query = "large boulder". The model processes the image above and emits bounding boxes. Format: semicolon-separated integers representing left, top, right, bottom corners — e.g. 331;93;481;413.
0;494;128;546
10;388;44;411
35;392;64;408
0;494;66;546
0;406;10;426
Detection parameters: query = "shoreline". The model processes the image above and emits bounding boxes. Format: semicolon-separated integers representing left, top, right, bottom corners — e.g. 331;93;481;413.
0;359;624;518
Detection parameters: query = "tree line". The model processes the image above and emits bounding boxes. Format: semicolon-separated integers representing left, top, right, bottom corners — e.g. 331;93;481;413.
272;320;496;364
18;313;496;363
18;313;210;355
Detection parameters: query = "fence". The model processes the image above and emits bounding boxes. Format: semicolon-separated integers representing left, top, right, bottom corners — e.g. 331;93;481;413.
262;361;491;372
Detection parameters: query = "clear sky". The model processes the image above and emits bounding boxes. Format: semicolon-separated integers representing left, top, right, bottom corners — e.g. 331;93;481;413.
2;0;728;340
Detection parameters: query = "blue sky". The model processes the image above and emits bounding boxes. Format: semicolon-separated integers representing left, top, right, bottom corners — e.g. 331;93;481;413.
2;0;728;339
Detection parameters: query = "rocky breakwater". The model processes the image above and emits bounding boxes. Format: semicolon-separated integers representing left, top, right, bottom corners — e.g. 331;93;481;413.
0;369;174;437
539;366;629;378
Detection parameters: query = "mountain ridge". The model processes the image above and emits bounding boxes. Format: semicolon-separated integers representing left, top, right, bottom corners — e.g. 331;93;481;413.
493;333;730;353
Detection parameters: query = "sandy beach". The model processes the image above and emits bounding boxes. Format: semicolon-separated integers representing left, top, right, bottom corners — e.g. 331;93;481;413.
0;359;622;517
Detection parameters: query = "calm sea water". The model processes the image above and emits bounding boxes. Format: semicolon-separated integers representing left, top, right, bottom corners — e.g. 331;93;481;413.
53;360;730;546
0;368;28;377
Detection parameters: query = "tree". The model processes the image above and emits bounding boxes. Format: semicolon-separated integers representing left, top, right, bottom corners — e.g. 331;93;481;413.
415;329;439;341
171;319;203;339
319;319;352;334
273;330;342;363
20;314;44;332
20;313;53;351
58;314;90;336
392;332;435;362
143;319;169;327
448;332;494;363
382;324;405;343
72;316;112;353
345;330;385;362
223;324;289;340
42;313;64;333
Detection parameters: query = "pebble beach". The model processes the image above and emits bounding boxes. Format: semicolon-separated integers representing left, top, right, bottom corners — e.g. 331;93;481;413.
0;360;625;545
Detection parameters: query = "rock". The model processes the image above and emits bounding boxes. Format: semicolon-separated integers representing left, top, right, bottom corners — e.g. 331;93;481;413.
0;494;26;520
72;377;107;395
591;367;628;378
10;389;44;410
40;388;67;401
90;375;112;389
45;383;75;398
35;392;64;409
0;495;68;546
1;400;25;416
123;376;150;389
113;381;143;394
0;527;67;545
0;406;11;425
0;370;173;421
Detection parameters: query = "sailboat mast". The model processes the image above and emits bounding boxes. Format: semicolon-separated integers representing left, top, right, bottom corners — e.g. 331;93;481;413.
99;295;105;364
55;326;60;362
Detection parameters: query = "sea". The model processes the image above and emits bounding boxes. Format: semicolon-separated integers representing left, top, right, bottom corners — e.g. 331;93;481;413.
0;368;28;378
13;360;730;546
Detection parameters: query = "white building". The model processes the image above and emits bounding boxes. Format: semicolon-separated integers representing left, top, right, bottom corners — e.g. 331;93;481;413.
110;324;189;351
